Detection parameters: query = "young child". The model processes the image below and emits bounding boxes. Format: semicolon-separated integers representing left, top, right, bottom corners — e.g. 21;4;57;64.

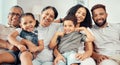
50;15;93;65
8;13;44;65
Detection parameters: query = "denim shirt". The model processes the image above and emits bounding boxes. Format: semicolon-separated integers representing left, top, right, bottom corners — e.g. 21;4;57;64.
20;30;38;45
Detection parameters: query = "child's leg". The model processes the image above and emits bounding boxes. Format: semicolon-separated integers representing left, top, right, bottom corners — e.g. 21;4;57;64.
80;57;96;65
20;51;33;65
42;62;53;65
57;60;66;65
67;51;81;65
32;59;42;65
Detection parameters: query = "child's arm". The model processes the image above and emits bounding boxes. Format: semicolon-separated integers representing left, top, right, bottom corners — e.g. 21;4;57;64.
22;39;38;52
75;27;94;42
8;30;27;52
53;46;66;65
76;42;93;61
49;32;64;49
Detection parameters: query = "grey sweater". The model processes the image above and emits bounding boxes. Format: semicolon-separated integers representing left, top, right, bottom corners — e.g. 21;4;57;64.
58;31;86;54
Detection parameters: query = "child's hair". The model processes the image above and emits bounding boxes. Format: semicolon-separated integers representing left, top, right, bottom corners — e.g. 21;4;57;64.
19;13;39;27
63;15;77;26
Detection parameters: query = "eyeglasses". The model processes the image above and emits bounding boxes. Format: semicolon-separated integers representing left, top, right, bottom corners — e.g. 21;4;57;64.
9;12;21;17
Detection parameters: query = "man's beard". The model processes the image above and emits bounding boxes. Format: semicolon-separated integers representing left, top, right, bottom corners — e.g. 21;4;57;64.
94;19;106;27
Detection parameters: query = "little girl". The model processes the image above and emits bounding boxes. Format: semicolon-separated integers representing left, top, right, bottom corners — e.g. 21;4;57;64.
8;13;44;65
50;15;94;65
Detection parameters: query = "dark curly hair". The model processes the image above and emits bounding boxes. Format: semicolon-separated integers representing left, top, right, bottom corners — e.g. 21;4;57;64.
67;4;92;28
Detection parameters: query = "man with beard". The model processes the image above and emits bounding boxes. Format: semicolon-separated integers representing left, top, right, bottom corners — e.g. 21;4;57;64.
91;4;120;65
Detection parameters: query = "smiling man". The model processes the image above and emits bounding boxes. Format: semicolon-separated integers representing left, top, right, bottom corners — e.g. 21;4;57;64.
91;4;120;65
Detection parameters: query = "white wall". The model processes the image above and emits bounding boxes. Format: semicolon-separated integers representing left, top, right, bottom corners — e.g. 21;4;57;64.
1;0;120;25
0;0;2;24
0;0;17;25
88;0;120;23
18;0;120;23
17;0;78;20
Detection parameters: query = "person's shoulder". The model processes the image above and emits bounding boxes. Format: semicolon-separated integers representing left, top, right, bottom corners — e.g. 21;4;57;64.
15;28;22;33
51;22;62;25
50;22;63;27
91;24;97;29
16;28;21;30
109;23;120;27
0;24;6;27
0;24;4;26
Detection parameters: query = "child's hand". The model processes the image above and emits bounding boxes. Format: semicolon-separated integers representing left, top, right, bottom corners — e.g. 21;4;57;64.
17;44;27;52
54;54;66;65
75;53;89;61
29;45;38;53
23;39;38;53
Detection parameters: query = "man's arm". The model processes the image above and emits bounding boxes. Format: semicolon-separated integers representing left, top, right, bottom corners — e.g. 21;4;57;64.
91;46;109;64
0;39;9;49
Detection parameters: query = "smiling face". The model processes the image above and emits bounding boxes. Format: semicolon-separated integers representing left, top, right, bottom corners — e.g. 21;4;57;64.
92;8;107;27
63;20;75;34
75;7;87;24
20;16;36;32
8;7;22;27
40;8;55;27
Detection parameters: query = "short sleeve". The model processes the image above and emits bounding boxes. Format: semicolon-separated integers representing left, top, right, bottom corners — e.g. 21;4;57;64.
15;28;22;34
16;36;23;42
15;28;23;41
81;33;87;42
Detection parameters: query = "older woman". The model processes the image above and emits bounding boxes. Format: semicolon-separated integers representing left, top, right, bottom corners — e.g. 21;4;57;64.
32;6;63;65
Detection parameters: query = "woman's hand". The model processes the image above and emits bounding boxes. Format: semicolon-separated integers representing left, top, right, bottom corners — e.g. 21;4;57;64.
75;52;90;61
